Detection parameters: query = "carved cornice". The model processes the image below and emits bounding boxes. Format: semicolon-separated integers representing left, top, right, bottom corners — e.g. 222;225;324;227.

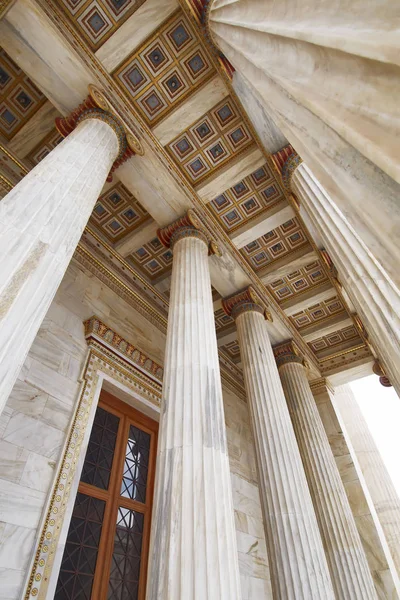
222;286;272;322
75;241;242;393
74;244;168;333
273;340;305;369
84;316;164;383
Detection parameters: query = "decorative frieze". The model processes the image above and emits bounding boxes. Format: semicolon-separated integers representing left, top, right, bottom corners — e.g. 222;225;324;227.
84;316;164;383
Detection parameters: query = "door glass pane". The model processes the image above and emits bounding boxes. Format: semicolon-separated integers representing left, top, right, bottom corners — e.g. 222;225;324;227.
121;425;150;502
81;407;120;490
107;507;144;600
55;492;105;600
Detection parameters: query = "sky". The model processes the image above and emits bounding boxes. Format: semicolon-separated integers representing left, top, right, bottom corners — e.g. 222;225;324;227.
350;375;400;497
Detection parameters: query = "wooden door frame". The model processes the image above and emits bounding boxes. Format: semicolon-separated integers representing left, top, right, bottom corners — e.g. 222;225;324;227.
90;390;158;600
26;339;162;600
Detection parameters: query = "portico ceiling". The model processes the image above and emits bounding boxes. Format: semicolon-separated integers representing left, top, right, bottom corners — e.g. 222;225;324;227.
0;0;373;379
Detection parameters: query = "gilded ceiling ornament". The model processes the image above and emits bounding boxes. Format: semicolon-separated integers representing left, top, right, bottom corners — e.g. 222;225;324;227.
88;84;110;112
264;309;273;323
209;240;222;257
126;131;144;156
187;208;202;230
248;285;260;305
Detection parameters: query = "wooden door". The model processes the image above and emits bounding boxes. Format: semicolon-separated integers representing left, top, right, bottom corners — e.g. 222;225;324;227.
55;390;158;600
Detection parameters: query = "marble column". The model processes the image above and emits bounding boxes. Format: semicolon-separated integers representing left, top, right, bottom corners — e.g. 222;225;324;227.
274;150;400;397
146;212;241;600
275;343;377;599
0;90;134;414
207;0;400;288
334;384;400;587
311;379;400;598
222;288;335;599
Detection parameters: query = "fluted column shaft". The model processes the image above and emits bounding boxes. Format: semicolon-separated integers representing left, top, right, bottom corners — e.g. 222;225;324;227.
0;116;119;413
291;163;400;396
146;231;241;600
234;306;334;599
208;0;400;288
334;384;400;586
279;359;376;599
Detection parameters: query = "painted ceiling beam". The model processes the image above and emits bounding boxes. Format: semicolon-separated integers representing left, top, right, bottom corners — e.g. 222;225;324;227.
260;248;317;285
283;286;338;317
95;0;179;73
196;146;265;203
230;203;295;249
302;316;354;343
217;330;237;348
7;101;60;158
153;76;229;146
115;220;159;257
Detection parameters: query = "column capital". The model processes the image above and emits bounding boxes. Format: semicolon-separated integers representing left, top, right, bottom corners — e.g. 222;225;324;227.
157;209;222;255
222;286;273;321
55;84;144;181
271;144;303;190
273;340;305;369
320;249;339;279
373;360;392;388
309;377;335;396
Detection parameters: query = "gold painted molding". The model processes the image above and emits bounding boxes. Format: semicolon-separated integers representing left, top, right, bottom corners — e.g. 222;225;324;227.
0;0;16;19
309;377;335;396
84;315;164;382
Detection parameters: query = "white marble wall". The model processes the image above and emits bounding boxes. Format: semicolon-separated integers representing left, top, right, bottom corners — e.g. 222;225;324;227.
0;261;271;600
0;260;166;600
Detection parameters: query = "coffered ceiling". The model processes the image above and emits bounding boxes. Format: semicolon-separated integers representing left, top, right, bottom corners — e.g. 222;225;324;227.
207;162;285;234
58;0;146;50
0;0;373;380
267;260;328;304
91;181;152;243
0;48;46;140
114;11;215;126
